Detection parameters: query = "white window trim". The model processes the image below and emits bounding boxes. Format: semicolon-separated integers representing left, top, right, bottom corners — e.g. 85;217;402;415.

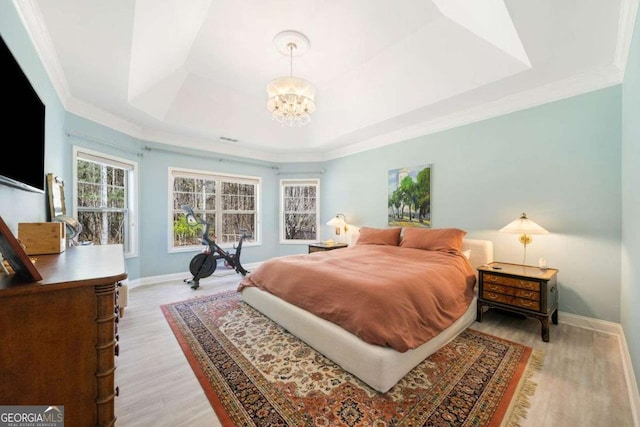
72;145;139;258
279;178;320;244
168;166;261;253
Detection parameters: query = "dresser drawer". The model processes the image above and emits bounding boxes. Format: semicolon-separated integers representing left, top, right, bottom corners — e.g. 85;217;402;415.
483;274;540;291
512;297;540;311
483;282;539;300
482;291;512;305
482;291;541;311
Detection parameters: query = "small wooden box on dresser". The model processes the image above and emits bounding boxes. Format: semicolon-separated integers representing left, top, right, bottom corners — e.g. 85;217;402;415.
0;245;127;426
476;262;559;342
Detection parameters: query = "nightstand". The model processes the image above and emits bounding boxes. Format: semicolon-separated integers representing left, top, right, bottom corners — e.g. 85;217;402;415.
308;242;349;253
476;262;559;342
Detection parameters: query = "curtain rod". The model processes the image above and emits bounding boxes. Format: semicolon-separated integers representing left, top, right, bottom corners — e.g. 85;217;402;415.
65;129;144;156
66;130;325;174
274;169;325;175
142;145;280;170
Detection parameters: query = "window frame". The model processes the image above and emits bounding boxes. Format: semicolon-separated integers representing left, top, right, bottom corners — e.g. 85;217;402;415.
168;167;261;253
72;145;139;258
279;178;320;244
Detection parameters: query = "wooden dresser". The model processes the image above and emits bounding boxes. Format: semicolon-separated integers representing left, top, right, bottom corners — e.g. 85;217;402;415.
476;262;558;342
0;245;127;426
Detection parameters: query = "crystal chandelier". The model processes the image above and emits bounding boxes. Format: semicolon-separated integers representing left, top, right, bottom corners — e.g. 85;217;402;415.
266;31;316;127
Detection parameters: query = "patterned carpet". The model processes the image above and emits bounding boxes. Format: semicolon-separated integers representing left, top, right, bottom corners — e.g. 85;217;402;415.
162;290;543;426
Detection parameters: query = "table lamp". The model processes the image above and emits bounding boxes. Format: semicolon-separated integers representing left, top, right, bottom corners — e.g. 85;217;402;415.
500;212;549;265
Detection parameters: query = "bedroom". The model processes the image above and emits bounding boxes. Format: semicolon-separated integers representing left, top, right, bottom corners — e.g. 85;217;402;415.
0;0;639;425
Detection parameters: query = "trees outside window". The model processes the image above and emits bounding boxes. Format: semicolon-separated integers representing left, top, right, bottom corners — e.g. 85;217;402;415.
280;179;319;243
74;147;138;257
170;168;259;250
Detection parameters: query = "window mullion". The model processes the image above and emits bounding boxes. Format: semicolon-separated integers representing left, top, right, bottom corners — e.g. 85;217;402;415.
215;180;222;239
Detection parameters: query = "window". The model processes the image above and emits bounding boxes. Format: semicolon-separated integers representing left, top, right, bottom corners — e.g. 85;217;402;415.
73;146;138;257
280;179;319;243
170;168;259;251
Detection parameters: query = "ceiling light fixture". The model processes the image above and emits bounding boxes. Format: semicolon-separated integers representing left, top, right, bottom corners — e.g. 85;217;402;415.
266;31;316;127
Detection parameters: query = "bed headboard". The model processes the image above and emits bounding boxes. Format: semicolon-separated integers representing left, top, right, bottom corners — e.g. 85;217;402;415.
461;239;494;270
346;225;493;270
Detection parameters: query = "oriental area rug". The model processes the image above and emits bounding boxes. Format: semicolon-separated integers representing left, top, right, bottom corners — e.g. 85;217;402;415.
161;291;543;427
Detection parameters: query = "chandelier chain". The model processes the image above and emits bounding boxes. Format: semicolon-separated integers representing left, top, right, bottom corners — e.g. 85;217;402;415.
289;43;294;77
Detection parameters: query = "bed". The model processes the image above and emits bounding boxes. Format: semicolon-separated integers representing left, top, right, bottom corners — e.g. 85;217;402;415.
238;227;493;392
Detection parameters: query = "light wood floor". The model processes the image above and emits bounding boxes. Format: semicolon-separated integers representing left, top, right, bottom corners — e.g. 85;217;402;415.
115;273;635;426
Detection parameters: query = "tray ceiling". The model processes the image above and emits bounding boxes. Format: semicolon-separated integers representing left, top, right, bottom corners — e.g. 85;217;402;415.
15;0;637;162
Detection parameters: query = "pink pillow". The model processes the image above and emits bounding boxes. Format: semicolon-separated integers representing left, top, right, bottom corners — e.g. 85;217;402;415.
356;227;402;246
399;227;467;253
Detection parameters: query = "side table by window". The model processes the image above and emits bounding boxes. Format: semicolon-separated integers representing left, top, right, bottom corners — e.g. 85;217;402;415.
308;242;349;253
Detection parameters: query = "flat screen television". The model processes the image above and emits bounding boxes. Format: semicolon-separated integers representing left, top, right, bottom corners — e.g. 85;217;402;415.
0;34;46;194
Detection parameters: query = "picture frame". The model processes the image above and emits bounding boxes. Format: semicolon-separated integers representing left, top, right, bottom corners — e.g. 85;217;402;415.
388;164;432;228
0;216;42;282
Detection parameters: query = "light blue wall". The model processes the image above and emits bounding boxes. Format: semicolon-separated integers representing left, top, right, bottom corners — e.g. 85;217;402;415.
323;87;623;323
0;2;66;232
621;4;640;395
64;113;323;280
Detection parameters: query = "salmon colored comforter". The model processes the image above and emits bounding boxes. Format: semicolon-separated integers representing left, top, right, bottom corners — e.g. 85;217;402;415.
237;245;476;352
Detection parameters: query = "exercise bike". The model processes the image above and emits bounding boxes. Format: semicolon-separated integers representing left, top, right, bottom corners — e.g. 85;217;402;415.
182;205;250;289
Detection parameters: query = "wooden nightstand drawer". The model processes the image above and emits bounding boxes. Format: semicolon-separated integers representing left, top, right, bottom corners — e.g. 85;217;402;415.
512;297;540;311
483;274;540;291
483;283;540;300
482;290;512;305
482;291;541;311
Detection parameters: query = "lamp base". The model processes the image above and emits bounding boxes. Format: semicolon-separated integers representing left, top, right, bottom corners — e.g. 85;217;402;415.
518;234;532;245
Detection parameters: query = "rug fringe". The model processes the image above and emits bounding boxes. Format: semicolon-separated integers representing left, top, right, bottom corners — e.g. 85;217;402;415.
502;349;544;427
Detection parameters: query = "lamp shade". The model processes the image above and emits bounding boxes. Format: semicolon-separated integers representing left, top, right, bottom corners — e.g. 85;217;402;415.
500;213;549;235
326;215;346;227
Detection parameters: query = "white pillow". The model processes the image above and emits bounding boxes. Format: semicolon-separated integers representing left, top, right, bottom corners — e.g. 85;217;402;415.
462;249;472;259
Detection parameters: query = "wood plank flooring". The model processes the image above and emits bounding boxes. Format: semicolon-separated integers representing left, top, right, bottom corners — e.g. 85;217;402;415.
115;273;635;426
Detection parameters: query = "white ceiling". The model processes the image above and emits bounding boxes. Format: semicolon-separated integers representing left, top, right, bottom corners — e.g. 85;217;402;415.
15;0;638;162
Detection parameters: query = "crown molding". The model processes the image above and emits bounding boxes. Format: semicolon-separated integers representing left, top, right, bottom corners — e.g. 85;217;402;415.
13;0;72;110
615;0;640;75
322;66;623;161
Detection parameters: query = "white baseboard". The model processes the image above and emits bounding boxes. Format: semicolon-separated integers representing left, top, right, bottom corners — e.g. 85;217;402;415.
559;311;640;426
